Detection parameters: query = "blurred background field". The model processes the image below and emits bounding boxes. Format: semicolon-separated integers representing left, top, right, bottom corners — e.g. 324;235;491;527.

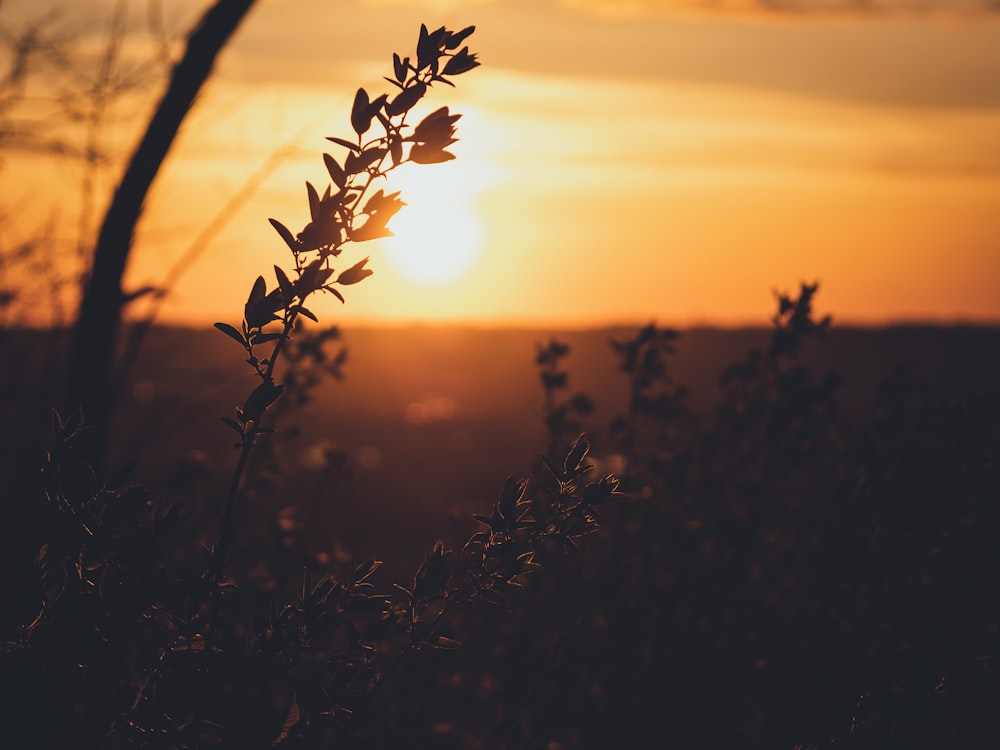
4;319;1000;748
7;321;998;575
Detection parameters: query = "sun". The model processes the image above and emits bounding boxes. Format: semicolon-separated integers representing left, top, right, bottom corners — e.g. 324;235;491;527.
381;160;486;287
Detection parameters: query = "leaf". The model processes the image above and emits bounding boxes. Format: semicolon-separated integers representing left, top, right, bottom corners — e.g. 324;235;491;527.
243;382;285;420
245;294;283;332
268;218;299;252
349;216;393;243
350;90;388;139
409;143;456;164
363;189;386;214
274;265;293;300
408;106;461;145
363;189;404;217
414;540;450;599
345;148;386;175
472;513;495;530
443;47;479;76
392;52;408;83
297;259;333;295
499;477;528;523
539;454;562;482
220;416;243;435
337;257;373;286
325;135;361;153
386;82;425;116
213;322;246;348
351;87;371;135
293;305;319;323
416;23;432;68
306;181;321;221
352;559;383;585
247;276;267;306
446;25;475;50
430;635;461;650
323;153;346;188
582;474;624;506
325;286;346;304
564;434;591;475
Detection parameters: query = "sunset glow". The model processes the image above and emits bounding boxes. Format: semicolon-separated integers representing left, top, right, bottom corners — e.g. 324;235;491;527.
380;160;486;287
1;0;999;327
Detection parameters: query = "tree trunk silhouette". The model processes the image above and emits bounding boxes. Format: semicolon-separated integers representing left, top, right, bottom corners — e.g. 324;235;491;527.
66;0;256;469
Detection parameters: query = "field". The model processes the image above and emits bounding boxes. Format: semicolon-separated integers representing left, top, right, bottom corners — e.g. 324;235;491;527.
2;320;999;748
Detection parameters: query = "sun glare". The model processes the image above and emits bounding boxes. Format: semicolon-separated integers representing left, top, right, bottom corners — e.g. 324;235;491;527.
381;159;486;287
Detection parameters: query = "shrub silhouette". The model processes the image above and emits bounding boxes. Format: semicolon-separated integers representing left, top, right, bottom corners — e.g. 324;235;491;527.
1;25;623;749
473;286;999;750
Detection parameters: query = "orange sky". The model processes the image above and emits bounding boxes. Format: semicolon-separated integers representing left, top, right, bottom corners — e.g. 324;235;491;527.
2;0;1000;327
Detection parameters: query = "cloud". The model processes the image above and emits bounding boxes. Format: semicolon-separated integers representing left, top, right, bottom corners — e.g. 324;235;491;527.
558;0;999;20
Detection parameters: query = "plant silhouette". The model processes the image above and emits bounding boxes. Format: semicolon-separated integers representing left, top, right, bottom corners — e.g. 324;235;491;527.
1;25;625;749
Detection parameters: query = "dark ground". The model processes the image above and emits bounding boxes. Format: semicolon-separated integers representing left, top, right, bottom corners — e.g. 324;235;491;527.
98;323;1000;574
2;322;999;748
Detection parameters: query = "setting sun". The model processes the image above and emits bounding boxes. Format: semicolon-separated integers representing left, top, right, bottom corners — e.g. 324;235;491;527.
380;157;486;287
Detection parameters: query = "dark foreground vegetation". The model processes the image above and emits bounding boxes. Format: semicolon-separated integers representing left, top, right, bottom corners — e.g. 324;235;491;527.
2;303;999;749
1;19;998;750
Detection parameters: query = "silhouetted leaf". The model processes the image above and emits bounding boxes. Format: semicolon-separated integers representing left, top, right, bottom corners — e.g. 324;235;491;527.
337;257;373;286
363;189;386;214
351;87;371;135
443;47;479;76
499;477;528;523
247;276;266;306
582;474;624;506
306;181;321;220
416;23;432;68
325;135;360;153
363;189;404;217
345;148;386;175
243;382;285;421
269;218;299;252
408;106;461;145
409;144;456;164
392;52;409;83
213;322;246;347
446;25;475;50
297;260;334;294
430;635;461;650
472;513;498;531
293;305;318;323
323;153;346;188
414;540;450;599
563;434;591;475
350;216;394;242
352;559;383;585
274;265;293;300
324;286;346;304
387;82;425;116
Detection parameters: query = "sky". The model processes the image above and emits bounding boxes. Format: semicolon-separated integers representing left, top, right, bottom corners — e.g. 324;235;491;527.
2;0;1000;327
